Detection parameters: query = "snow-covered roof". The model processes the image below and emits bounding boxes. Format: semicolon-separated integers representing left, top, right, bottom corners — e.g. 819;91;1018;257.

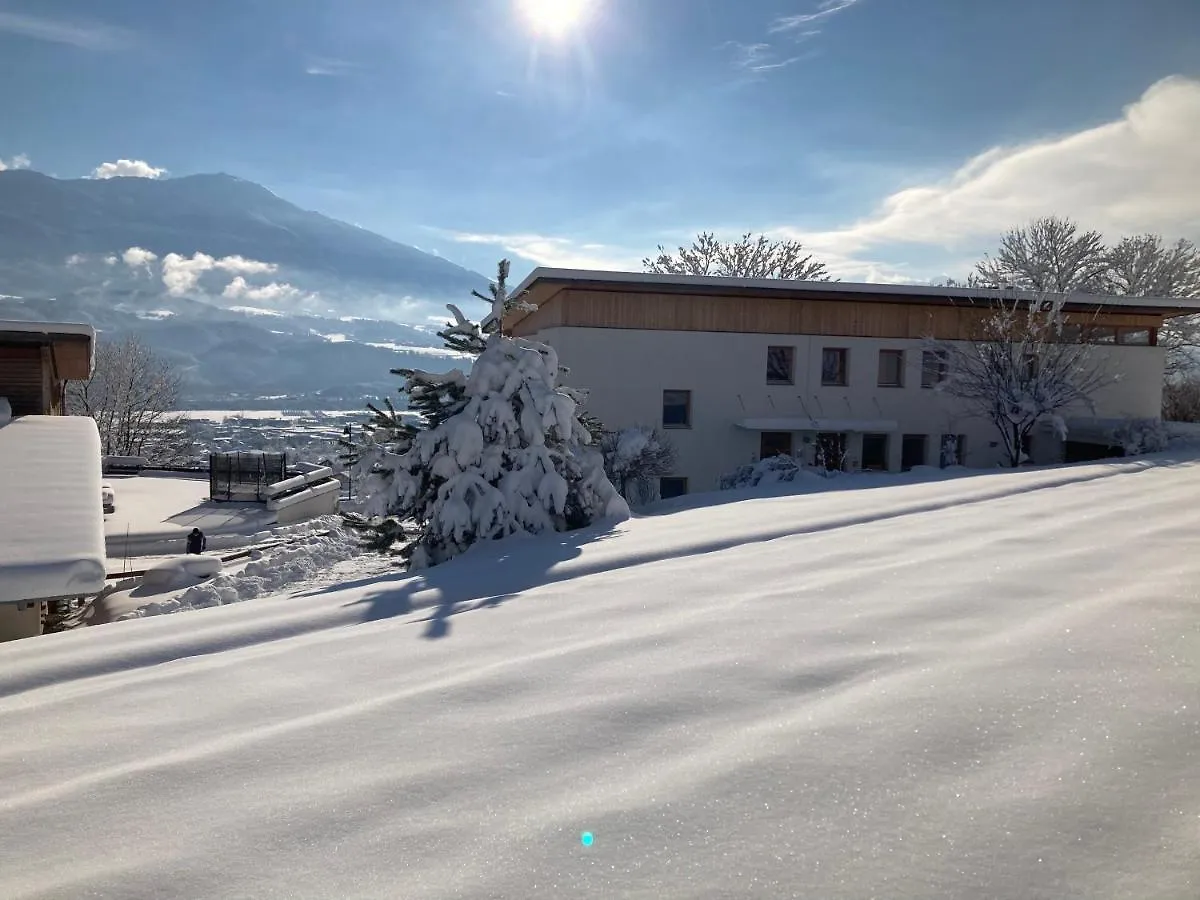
511;268;1200;315
0;319;96;378
0;320;96;340
0;415;106;603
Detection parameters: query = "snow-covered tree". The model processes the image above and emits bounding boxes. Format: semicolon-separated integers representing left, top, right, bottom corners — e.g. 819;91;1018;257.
972;216;1109;294
600;425;677;506
643;232;831;281
66;334;191;462
1102;235;1200;376
357;260;628;568
926;293;1115;468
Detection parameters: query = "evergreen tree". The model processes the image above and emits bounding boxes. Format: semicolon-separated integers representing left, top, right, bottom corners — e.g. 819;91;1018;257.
353;261;627;565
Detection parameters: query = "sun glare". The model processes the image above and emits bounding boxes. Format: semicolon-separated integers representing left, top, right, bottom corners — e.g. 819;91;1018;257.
517;0;592;38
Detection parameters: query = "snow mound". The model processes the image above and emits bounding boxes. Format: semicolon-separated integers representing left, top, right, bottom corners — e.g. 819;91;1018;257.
141;555;223;591
120;516;362;620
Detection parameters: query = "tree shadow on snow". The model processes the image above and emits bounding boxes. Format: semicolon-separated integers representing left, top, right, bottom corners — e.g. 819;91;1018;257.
296;523;622;640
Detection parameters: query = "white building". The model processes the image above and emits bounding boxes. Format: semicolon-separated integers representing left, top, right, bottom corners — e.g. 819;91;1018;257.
506;269;1200;497
0;321;105;641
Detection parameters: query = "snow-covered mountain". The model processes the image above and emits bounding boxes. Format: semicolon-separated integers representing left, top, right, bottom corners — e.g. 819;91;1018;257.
0;169;489;406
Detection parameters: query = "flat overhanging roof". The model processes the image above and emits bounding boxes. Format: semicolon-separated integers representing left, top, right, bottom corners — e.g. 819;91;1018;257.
0;319;96;379
738;418;900;433
509;268;1200;321
0;416;106;603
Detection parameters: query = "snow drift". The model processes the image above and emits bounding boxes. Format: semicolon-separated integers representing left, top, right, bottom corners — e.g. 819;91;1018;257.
0;456;1198;899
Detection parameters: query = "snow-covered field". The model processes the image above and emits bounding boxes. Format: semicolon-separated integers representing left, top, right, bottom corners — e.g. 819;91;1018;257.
1;457;1199;898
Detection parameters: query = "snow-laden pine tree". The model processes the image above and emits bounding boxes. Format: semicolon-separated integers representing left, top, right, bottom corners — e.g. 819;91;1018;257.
358;260;629;568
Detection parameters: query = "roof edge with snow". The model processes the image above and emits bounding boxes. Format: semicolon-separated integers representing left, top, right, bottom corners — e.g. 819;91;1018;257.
510;268;1200;316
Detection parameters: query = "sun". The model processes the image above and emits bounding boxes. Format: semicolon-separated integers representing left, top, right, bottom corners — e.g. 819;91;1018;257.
516;0;592;38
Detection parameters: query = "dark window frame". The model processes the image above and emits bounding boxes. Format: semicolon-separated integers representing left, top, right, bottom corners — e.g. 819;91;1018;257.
659;476;688;499
766;345;796;385
877;349;905;388
921;350;947;389
821;348;849;387
662;389;692;429
759;431;794;459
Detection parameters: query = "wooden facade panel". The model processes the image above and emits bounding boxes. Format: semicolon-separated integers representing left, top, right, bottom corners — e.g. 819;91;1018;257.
539;289;1164;340
51;338;92;381
0;346;46;415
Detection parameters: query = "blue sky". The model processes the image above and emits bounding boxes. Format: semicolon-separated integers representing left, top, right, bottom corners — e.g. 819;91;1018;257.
3;0;1200;286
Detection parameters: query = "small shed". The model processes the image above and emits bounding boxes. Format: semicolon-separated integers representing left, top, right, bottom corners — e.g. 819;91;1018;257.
0;320;95;416
0;415;106;640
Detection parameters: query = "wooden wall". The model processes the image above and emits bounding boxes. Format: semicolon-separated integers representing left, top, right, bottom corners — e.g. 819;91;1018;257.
510;287;1163;341
0;345;47;415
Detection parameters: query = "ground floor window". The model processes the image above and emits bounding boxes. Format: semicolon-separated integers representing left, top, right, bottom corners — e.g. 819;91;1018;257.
901;434;928;471
759;431;793;459
815;432;847;471
861;433;889;471
659;476;688;499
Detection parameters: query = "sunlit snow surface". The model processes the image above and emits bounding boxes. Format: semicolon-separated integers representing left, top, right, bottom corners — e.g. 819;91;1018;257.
1;458;1198;899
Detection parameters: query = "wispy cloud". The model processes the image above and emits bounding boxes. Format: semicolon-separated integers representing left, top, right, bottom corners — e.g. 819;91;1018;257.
443;230;642;271
0;11;133;50
305;57;357;77
723;41;809;75
770;0;862;33
0;153;31;172
91;159;168;179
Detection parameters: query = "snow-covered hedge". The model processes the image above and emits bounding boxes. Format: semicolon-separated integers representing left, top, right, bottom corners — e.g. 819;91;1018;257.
1107;418;1170;456
720;455;833;490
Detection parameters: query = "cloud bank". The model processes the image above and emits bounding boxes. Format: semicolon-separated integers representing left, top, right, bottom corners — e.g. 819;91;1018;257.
781;75;1200;268
91;159;168;180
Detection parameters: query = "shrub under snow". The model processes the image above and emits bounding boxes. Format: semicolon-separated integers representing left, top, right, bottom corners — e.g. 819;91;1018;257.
720;455;832;490
1108;418;1170;456
601;425;677;507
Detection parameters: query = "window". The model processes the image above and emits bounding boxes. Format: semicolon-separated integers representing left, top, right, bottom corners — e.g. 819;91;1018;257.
815;432;847;471
1118;328;1151;346
659;477;688;499
662;390;691;428
1060;323;1084;343
921;350;947;388
821;348;848;386
861;433;889;471
766;346;795;384
901;434;927;471
760;431;793;459
878;349;904;387
1088;326;1117;344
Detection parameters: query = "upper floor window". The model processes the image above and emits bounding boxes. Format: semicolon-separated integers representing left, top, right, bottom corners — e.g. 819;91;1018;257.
821;348;848;386
878;349;904;387
921;350;947;388
1118;328;1152;345
766;346;795;384
662;390;691;428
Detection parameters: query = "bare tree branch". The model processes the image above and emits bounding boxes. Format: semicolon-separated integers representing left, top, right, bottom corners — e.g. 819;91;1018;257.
66;335;191;462
643;232;832;281
973;216;1109;294
926;294;1116;467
